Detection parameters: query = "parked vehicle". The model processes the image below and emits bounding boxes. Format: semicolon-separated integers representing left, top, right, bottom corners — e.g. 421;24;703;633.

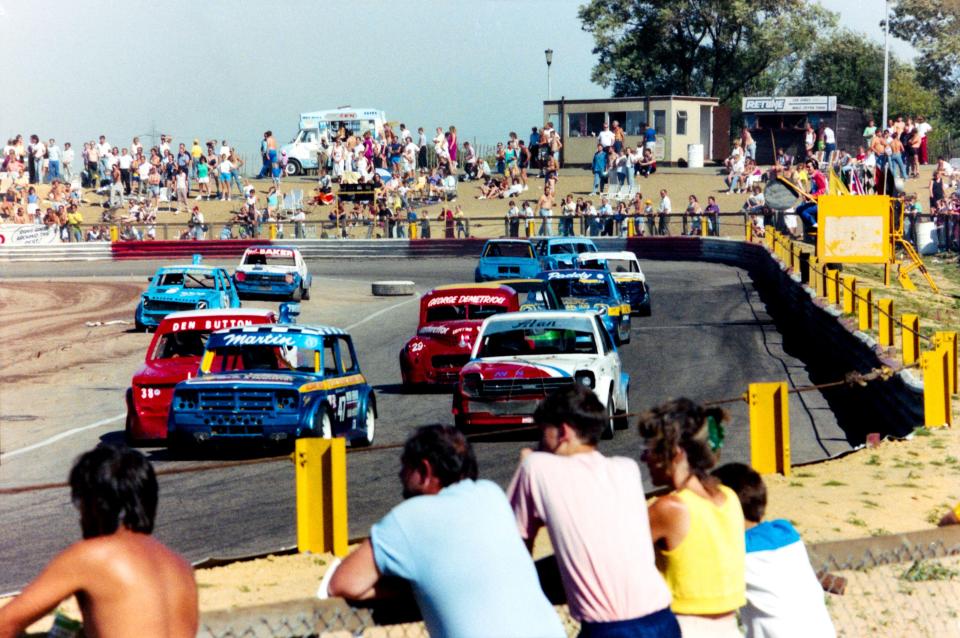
281;108;386;175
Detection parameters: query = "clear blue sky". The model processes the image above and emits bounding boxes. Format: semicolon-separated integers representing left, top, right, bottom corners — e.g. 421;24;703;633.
0;0;913;158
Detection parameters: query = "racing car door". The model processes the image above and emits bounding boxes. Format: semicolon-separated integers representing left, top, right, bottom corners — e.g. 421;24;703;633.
321;335;361;434
594;314;622;406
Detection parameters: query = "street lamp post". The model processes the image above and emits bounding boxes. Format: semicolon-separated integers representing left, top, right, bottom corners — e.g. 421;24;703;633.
545;49;553;100
882;0;889;127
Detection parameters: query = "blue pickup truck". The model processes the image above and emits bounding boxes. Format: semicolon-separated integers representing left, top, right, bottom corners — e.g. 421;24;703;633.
135;256;241;331
536;237;598;270
474;239;541;282
167;324;376;452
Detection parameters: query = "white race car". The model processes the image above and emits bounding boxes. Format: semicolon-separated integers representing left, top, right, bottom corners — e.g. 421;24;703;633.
575;250;651;316
453;310;630;438
232;245;312;301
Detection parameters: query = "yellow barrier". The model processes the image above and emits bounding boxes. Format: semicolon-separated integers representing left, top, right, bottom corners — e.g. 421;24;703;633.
110;225;119;242
296;437;349;557
269;224;278;240
841;275;857;314
878;298;895;347
826;269;840;305
810;259;823;297
700;216;709;237
934;331;958;395
408;221;418;239
749;382;791;476
922;343;953;428
526;220;535;237
902;314;920;366
857;287;873;331
764;227;775;250
746;220;753;243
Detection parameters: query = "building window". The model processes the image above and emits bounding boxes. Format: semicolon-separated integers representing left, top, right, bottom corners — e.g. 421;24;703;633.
625;111;647;136
676;111;688;136
654;110;666;135
568;113;607;138
608;111;627;132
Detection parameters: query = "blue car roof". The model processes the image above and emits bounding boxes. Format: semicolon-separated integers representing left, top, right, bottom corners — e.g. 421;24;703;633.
207;324;349;349
155;265;223;274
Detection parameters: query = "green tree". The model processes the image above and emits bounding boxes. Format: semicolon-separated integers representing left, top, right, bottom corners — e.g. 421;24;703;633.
578;0;835;102
888;0;960;97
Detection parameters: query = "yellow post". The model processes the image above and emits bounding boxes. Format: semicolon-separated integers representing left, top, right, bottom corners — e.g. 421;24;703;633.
627;217;636;238
826;268;840;305
902;314;920;366
922;343;953;428
746;219;753;243
700;216;709;237
109;225;119;242
841;275;857;314
269;223;278;240
809;258;822;296
764;227;775;250
295;437;349;557
934;331;958;395
878;298;894;347
857;288;873;331
749;382;791;476
408;221;418;239
526;219;535;237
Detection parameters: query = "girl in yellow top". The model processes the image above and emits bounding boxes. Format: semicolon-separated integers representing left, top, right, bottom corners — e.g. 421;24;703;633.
639;399;746;637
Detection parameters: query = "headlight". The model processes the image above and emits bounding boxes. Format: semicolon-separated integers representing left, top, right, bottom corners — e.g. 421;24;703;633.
574;371;595;388
285;273;295;284
461;373;481;397
141;298;150;309
196;300;207;309
235;271;246;282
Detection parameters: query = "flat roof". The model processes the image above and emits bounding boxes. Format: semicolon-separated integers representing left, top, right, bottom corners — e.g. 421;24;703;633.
543;95;720;106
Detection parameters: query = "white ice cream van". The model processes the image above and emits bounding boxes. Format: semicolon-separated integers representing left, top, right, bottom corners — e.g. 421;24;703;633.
281;108;386;175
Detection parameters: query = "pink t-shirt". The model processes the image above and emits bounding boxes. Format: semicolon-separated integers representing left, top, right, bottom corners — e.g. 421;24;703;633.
508;451;672;622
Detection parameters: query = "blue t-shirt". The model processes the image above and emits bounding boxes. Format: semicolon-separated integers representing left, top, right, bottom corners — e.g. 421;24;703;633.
644;127;657;143
371;479;565;638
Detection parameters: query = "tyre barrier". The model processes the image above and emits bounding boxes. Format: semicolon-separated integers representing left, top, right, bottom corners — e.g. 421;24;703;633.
371;280;416;296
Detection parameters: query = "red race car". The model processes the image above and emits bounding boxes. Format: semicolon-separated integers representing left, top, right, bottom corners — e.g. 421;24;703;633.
125;307;281;443
399;284;521;386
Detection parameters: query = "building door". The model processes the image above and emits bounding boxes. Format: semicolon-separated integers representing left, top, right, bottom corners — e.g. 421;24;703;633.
700;105;712;158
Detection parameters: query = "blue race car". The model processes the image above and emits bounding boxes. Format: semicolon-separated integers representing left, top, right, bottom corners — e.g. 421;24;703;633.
167;324;376;451
475;239;541;282
575;251;652;317
536;237;598;270
233;245;312;301
539;269;632;345
135;256;241;331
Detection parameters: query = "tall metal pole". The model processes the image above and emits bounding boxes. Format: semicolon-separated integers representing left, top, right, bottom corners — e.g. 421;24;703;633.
545;49;554;101
882;0;890;126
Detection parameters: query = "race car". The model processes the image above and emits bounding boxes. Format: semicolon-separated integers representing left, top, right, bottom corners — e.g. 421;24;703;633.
497;278;563;312
233;245;312;301
135;256;241;331
400;284;522;386
167;323;376;451
452;311;630;438
575;251;651;316
125;306;294;444
536;237;598;270
539;270;632;345
475;239;540;282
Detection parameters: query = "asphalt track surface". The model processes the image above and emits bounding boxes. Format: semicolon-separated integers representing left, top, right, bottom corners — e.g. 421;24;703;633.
0;257;853;592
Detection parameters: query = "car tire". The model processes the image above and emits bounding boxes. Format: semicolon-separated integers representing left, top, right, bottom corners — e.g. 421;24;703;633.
302;286;311;301
614;389;630;430
292;286;302;302
285;160;301;177
637;299;652;317
123;389;138;445
320;411;332;439
602;398;615;440
134;305;147;332
352;403;375;448
618;320;631;345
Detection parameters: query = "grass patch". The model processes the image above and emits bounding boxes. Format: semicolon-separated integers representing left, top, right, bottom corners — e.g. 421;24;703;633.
846;516;868;527
870;528;891;536
887;482;922;489
946;456;958;465
822;480;847;487
238;585;251;593
865;455;881;466
900;559;960;582
862;500;880;509
788;481;805;488
795;471;815;478
930;439;946;449
913;427;933;437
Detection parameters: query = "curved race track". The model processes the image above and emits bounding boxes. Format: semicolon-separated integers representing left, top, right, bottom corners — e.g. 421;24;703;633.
0;257;853;592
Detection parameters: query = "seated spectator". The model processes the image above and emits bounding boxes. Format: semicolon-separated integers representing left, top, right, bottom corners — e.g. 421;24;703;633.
638;398;746;637
725;153;746;193
508;387;679;637
0;445;198;638
637;148;657;177
713;463;836;638
477;176;506;200
327;425;565;638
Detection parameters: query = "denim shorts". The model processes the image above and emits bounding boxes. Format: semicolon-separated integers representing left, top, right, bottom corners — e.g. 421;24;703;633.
579;608;680;638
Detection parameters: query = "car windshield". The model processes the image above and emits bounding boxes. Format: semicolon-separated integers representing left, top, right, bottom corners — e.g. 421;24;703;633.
152;331;209;360
550;243;577;255
605;259;637;273
548;278;611;300
157;271;216;289
484;242;533;259
478;327;597;357
243;253;297;267
206;345;316;373
426;303;510;322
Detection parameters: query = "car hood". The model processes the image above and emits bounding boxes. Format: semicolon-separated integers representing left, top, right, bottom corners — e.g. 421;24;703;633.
415;320;481;345
178;370;315;389
561;296;615;312
132;358;203;385
462;355;593;379
143;288;218;300
611;273;646;284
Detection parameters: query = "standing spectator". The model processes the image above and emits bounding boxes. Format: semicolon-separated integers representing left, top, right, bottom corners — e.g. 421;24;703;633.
62;142;74;183
190;206;206;240
929;170;945;212
658;189;672;236
598;121;615;151
190;138;203;185
713;463;836;638
229;151;244;194
590;144;607;195
219;154;233;201
195;157;210;200
404;136;420;179
29;135;45;185
643;121;657;154
506;199;520;237
97;135;111;182
0;445;198;638
417;127;428;169
46;139;61;182
638;399;746;637
327;426;565;638
684;195;702;236
742;127;756;162
175;167;188;214
118;148;133;194
611;119;625;153
66;205;83;242
529;126;541;172
548;122;563;167
705;195;721;236
822;124;837;166
803;123;816;160
446;126;458;169
862;118;877;143
561;194;576;237
257;131;270;178
508;386;680;637
109;165;125;208
916;115;932;165
538;183;554;236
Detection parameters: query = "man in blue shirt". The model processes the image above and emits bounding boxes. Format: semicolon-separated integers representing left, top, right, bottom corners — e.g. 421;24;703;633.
328;425;564;638
643;122;657;154
591;143;608;195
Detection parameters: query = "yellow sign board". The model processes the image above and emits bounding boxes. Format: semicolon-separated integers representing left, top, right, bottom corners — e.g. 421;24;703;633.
816;195;891;264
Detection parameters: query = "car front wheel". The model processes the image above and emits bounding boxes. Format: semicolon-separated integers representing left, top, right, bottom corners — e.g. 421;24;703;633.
352;404;375;448
602;398;615;440
284;160;301;176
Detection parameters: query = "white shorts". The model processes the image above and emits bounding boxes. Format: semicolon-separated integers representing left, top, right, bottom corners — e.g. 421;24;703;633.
199;177;209;184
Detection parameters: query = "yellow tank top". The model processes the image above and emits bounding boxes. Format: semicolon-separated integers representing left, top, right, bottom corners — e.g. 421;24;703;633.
658;485;746;615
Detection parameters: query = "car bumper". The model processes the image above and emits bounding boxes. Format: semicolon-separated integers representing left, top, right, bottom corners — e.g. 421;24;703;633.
129;404;171;440
455;396;544;426
169;412;303;442
234;280;300;298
